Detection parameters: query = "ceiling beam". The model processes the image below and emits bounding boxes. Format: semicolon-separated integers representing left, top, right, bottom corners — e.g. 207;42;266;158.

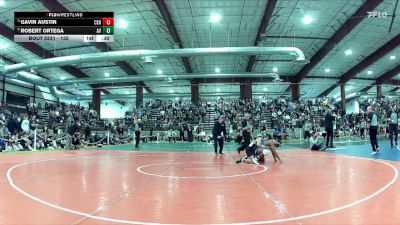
255;59;294;62
342;34;400;84
318;33;400;97
262;35;329;40
246;0;277;72
383;79;400;86
318;85;337;97
77;65;118;69
194;76;293;84
359;66;400;93
359;86;373;93
390;87;400;92
376;64;400;85
319;79;400;97
294;0;383;83
39;0;152;94
88;82;137;89
153;0;193;73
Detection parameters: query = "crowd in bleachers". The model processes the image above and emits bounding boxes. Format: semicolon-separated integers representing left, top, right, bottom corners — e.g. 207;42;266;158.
0;101;100;151
0;96;397;152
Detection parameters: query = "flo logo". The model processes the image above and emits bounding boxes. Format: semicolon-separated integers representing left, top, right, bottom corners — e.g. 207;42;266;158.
367;11;388;18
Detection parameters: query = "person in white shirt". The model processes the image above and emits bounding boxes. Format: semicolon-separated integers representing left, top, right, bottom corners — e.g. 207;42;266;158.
21;116;30;134
167;129;177;143
303;120;312;140
310;132;326;151
360;118;366;140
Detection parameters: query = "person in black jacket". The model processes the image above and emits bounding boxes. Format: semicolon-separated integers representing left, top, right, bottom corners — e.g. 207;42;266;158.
179;125;185;141
237;112;252;154
212;116;227;155
187;124;193;142
66;120;81;150
7;112;18;135
387;106;398;148
324;109;336;148
84;123;91;141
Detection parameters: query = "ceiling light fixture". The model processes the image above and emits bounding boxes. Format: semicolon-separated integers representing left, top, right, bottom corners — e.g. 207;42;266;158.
345;49;352;55
116;19;128;29
302;15;312;24
210;14;221;23
0;43;8;49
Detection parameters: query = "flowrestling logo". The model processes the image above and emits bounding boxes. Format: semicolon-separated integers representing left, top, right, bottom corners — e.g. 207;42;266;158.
367;11;388;18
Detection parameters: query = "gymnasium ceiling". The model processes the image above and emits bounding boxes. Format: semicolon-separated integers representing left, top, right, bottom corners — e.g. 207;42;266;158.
1;0;400;100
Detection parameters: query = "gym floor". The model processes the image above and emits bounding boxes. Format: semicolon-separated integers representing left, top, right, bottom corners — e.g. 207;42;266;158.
0;140;399;225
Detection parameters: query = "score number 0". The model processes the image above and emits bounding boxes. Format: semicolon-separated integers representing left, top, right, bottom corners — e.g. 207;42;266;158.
103;18;114;26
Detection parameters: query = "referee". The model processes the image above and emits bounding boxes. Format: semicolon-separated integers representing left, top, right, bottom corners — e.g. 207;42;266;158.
212;116;227;155
237;112;252;154
324;109;336;148
133;117;141;148
387;106;398;148
367;106;379;154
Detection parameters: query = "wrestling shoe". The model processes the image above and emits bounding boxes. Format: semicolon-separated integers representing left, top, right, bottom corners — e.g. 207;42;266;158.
236;158;243;164
251;157;260;165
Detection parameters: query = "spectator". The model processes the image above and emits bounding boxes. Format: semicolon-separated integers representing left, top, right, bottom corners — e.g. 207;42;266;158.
7;112;18;135
187;124;193;142
303;120;312;140
21;116;30;134
84;123;91;141
167;128;177;143
310;132;326;151
66;120;81;150
29;114;38;134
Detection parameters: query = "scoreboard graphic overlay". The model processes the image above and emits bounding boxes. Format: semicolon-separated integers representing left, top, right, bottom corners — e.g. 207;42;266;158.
14;12;114;42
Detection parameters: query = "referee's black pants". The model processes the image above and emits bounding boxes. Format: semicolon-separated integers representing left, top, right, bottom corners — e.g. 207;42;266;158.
369;126;379;152
237;133;251;157
325;127;334;147
389;124;398;146
135;131;140;148
213;137;224;154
